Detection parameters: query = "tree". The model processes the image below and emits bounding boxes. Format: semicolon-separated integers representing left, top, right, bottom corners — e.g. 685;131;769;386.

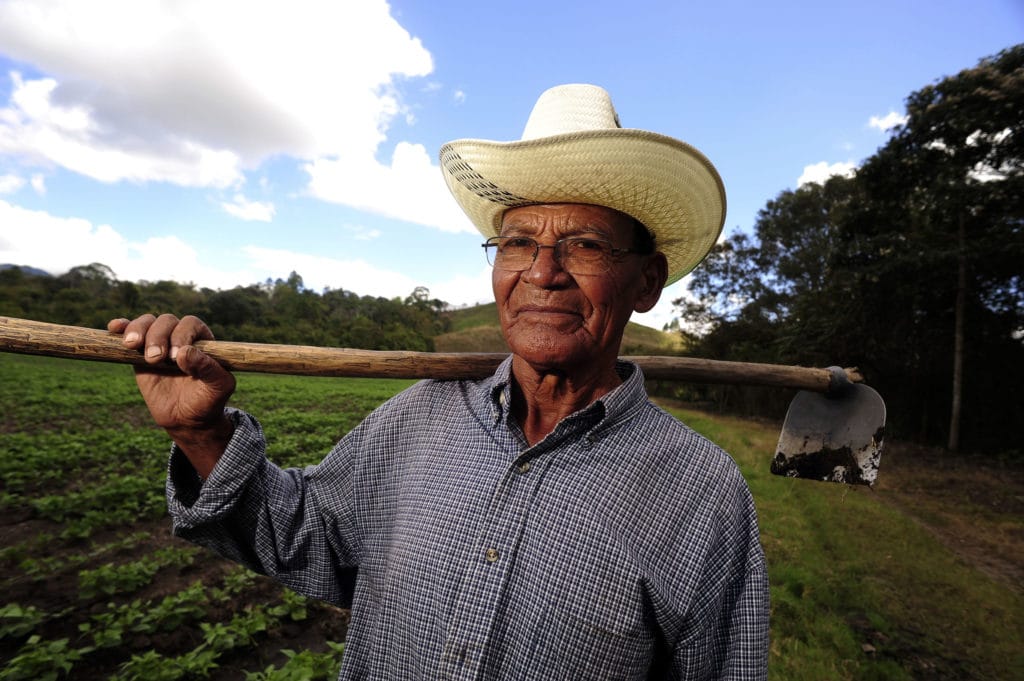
860;44;1023;450
675;45;1024;453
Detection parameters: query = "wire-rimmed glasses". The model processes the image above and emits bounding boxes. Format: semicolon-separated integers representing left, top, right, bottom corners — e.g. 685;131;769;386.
482;236;639;276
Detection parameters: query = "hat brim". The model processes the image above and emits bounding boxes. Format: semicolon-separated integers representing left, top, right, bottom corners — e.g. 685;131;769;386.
440;128;726;286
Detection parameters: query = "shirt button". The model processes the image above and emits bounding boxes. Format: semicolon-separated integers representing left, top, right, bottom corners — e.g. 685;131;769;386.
485;548;500;562
516;461;531;474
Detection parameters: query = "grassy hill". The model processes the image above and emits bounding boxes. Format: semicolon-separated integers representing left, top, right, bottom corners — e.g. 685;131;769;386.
436;303;685;355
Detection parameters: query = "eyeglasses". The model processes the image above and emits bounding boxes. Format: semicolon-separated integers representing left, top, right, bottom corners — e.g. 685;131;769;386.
482;236;640;276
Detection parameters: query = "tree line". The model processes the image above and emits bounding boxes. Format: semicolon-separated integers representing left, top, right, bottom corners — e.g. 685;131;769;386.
0;264;450;352
675;45;1023;455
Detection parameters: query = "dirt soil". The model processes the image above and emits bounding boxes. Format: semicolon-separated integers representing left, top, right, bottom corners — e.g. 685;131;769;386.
0;518;350;680
872;441;1024;593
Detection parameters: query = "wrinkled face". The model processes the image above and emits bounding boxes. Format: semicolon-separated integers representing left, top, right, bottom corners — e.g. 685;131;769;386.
493;203;666;372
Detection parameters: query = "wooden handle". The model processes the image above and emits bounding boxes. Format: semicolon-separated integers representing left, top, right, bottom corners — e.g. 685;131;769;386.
0;316;862;392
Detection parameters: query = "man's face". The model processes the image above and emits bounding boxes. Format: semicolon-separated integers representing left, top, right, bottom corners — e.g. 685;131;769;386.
493;203;666;372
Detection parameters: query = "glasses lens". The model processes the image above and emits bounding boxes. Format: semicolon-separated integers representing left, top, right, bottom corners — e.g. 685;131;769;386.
488;237;536;271
559;238;613;275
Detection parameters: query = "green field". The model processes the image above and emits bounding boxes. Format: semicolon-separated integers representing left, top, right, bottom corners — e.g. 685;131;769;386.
1;353;1021;680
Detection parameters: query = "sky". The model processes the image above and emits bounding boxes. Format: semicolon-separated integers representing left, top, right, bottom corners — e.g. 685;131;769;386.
0;0;1020;330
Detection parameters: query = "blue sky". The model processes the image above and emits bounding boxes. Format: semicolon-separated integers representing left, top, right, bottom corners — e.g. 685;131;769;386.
0;0;1020;330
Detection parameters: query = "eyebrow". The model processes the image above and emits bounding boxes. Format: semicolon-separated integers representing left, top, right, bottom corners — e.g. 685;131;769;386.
499;223;614;238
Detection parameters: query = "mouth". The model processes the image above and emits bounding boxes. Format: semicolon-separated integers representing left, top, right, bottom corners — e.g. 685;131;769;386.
516;304;580;317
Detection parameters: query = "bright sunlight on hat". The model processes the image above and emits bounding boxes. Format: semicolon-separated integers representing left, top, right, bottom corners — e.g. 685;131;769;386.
439;84;726;286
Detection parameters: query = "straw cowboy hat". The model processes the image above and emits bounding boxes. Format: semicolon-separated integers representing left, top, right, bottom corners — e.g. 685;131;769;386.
439;83;726;286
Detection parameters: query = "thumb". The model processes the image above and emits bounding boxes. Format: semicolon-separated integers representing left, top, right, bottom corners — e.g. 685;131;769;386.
176;345;234;389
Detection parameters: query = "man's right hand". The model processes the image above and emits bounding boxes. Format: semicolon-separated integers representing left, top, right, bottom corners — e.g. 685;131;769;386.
108;314;237;478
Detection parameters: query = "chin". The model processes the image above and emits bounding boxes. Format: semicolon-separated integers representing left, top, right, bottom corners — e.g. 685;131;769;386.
507;331;595;371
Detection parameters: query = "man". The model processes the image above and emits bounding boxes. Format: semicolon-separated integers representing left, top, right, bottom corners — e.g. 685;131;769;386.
110;84;769;679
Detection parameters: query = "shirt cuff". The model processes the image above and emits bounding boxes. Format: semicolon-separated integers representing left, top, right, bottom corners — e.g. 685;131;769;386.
166;408;267;529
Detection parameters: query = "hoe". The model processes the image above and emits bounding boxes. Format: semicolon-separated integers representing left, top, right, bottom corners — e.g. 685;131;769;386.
0;315;885;486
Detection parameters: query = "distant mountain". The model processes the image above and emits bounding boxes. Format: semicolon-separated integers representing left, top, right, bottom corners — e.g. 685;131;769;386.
0;264;52;277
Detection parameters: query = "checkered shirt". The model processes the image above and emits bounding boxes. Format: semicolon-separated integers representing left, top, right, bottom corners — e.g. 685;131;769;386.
168;358;769;680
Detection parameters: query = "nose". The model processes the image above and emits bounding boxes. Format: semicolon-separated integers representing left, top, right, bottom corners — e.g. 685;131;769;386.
523;243;572;287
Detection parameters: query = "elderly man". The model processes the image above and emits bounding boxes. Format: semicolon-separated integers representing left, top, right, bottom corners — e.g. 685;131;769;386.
110;84;768;680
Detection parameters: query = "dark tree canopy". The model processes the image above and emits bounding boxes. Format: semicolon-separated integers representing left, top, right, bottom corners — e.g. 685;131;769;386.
677;45;1024;454
0;267;451;353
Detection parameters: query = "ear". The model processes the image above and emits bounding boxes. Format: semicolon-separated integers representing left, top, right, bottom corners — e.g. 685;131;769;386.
633;252;668;313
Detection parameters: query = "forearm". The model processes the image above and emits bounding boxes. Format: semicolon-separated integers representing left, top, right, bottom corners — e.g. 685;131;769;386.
166;410;356;605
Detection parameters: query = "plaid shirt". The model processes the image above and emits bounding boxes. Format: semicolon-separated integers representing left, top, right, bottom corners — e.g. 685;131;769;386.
168;358;769;680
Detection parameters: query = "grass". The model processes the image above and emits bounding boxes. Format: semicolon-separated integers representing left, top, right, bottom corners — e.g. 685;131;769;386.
664;406;1024;680
1;352;1021;679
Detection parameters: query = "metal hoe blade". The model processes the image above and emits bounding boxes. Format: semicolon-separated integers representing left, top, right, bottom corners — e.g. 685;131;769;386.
772;368;886;486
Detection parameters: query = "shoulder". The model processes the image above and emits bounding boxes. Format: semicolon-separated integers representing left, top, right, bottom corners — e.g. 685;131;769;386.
341;377;492;447
614;399;741;483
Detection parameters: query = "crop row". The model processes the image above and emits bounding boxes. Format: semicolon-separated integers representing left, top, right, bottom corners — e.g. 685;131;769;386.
2;565;344;680
1;355;376;679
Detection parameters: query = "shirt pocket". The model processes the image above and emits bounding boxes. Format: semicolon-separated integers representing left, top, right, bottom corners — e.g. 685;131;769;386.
523;605;655;680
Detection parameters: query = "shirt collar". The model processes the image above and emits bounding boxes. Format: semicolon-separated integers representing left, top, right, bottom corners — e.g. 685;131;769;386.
481;355;648;439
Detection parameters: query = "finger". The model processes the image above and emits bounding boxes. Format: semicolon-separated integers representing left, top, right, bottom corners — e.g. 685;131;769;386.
121;314;157;350
176;345;235;392
169;315;215;360
142;313;181;364
107;318;130;334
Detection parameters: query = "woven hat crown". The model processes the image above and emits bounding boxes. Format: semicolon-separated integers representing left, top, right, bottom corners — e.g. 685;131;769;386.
521;84;622;140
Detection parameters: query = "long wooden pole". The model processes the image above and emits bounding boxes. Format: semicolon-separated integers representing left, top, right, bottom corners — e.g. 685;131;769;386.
0;316;862;392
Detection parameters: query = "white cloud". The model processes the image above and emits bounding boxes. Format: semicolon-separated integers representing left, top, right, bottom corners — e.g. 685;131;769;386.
305;141;476;234
797;161;856;187
241;245;494;307
0;0;433;190
869;111;908;132
354;229;382;242
30;174;45;195
222;194;275;222
429;267;494;309
0;199;244;286
453;90;466;104
0;173;24;194
0;200;122;272
0;71;244;188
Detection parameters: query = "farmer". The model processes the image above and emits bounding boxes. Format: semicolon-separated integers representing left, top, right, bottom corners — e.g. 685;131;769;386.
110;84;769;679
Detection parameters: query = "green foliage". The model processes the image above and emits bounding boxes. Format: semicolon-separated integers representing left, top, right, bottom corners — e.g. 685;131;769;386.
245;642;346;681
0;355;387;679
0;604;46;640
77;546;198;600
0;635;89;681
677;45;1024;453
665;405;1024;680
0;264;452;351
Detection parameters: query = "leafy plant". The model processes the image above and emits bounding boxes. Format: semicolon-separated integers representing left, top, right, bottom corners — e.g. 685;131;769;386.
245;642;346;681
77;545;198;600
0;635;89;681
0;603;46;640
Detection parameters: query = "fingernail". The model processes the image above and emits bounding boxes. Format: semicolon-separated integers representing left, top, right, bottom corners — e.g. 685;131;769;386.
170;346;179;360
145;346;162;359
125;332;140;344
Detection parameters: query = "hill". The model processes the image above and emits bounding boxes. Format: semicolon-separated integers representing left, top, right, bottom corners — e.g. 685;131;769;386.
0;264;51;277
436;302;685;355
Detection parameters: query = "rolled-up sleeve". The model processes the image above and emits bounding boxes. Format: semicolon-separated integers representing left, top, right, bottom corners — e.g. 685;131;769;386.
165;408;357;605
